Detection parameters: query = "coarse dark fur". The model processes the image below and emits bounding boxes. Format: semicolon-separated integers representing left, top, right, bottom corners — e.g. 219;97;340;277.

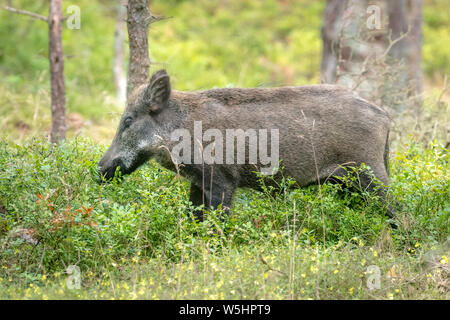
98;70;395;222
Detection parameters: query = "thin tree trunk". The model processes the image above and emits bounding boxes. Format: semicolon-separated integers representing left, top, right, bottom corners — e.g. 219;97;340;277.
114;4;127;106
49;0;66;143
126;0;151;99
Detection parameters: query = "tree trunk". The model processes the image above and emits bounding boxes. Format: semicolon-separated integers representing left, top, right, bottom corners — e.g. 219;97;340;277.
320;0;348;84
114;3;127;106
320;0;423;112
126;0;151;99
49;0;66;143
387;0;423;102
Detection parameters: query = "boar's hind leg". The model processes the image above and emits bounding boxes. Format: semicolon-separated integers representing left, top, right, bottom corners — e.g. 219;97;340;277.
329;165;396;227
359;167;396;217
188;179;236;222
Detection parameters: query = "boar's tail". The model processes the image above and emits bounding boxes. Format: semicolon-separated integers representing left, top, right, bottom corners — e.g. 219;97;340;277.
384;130;390;176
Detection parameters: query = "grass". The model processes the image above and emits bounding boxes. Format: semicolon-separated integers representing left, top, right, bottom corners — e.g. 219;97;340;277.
1;0;449;142
0;0;449;300
2;244;448;300
0;136;448;299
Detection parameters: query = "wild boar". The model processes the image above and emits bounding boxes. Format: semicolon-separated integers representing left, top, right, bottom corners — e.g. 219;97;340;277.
98;69;394;222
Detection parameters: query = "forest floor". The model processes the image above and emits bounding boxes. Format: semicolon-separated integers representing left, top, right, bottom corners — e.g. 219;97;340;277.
0;126;448;299
0;0;449;300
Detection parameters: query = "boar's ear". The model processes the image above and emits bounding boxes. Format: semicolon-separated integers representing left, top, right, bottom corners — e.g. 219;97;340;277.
144;69;171;113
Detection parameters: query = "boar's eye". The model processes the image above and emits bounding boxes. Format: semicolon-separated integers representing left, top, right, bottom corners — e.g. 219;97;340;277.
124;117;133;129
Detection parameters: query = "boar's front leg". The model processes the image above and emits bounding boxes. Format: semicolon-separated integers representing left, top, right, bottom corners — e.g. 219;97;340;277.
188;167;236;222
188;184;205;221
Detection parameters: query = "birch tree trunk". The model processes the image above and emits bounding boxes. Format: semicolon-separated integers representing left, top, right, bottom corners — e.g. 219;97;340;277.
49;0;66;143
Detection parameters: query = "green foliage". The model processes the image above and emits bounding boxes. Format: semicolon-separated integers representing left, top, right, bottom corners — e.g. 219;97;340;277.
149;0;323;90
390;140;450;244
423;0;450;78
0;138;448;299
0;0;118;120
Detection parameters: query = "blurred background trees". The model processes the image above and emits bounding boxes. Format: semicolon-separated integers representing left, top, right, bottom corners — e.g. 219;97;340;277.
0;0;448;143
4;0;66;143
321;0;423;112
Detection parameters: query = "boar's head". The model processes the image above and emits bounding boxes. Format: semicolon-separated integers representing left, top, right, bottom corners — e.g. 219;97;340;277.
98;69;172;181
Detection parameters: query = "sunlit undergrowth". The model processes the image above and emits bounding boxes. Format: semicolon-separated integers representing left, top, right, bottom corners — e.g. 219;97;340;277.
0;138;448;299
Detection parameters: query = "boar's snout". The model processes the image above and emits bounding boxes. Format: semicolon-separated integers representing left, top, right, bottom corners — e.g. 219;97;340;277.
97;156;125;183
